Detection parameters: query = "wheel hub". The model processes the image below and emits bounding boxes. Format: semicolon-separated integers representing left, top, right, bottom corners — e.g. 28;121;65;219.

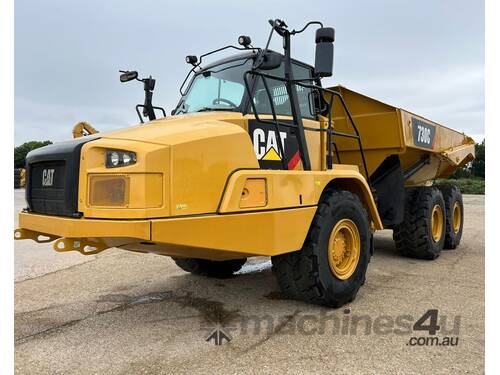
328;219;361;280
452;201;461;234
431;204;444;242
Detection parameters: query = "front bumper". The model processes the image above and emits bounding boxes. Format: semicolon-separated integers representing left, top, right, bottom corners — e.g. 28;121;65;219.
15;206;317;260
17;212;151;239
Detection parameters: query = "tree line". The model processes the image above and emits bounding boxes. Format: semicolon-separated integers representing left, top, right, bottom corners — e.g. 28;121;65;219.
14;141;52;168
452;139;485;179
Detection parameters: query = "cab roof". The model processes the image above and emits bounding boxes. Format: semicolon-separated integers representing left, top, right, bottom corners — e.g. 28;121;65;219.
198;49;314;73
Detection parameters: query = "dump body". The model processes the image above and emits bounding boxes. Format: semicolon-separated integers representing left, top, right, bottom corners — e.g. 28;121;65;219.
326;86;475;185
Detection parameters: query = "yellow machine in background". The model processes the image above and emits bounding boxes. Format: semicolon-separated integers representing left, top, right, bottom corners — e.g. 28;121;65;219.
14;168;26;189
14;19;474;307
72;121;99;138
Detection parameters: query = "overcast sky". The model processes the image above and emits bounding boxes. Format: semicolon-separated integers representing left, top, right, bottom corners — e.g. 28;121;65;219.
15;0;484;145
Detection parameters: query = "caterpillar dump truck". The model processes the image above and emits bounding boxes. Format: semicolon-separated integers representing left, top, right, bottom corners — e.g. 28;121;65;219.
14;20;475;307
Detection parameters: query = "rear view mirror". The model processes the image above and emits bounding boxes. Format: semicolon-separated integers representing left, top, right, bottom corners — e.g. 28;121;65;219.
119;70;138;82
314;27;335;77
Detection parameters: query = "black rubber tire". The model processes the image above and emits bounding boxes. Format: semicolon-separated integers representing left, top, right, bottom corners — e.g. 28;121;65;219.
272;189;371;307
437;184;464;249
271;252;301;299
393;187;446;260
172;257;247;278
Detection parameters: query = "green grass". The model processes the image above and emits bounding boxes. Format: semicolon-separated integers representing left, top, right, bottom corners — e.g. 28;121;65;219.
435;178;485;195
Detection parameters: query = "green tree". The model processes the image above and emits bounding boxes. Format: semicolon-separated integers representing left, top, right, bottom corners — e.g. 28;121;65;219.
14;140;52;168
451;139;485;179
471;139;485;179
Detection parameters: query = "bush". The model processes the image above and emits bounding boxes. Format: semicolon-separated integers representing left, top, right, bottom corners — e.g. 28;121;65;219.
452;139;484;179
14;140;52;168
436;178;485;195
471;139;485;179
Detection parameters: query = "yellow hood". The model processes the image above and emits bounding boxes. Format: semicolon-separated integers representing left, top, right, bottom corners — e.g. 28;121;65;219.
100;112;247;146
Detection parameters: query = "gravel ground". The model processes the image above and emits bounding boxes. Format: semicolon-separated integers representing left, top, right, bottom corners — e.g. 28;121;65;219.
14;191;484;374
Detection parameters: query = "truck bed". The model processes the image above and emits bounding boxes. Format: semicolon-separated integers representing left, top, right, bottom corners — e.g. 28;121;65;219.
326;86;475;185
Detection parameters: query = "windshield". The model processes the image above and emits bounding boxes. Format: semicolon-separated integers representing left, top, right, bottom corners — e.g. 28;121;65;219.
175;58;253;114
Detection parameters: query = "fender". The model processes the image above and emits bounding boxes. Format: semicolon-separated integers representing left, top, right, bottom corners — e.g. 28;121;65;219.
218;165;383;230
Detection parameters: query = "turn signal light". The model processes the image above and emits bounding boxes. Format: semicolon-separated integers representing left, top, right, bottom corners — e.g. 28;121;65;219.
89;175;129;207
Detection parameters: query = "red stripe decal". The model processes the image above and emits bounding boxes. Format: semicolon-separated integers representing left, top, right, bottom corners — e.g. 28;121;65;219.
287;151;301;170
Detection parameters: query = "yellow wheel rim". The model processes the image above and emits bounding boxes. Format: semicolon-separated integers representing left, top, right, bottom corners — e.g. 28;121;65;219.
431;204;444;242
452;201;461;234
328;219;361;280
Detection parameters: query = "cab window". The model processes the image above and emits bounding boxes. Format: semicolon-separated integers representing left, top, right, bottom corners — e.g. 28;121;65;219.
292;63;316;119
252;62;316;119
252;64;291;117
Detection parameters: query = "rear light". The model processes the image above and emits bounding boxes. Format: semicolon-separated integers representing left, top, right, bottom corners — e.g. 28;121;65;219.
89;175;129;207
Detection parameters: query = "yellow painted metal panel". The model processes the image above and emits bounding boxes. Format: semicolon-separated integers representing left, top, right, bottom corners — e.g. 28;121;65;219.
78;118;260;218
239;178;267;208
218;168;383;230
326;85;475;183
151;207;317;256
168;122;259;216
18;212;151;240
102;112;247;146
79;139;171;218
219;170;317;212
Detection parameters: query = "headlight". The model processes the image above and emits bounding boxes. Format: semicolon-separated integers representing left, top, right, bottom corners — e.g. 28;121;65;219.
106;150;136;168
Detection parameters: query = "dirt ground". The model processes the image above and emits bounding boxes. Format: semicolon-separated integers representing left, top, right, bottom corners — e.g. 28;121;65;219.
14;191;484;374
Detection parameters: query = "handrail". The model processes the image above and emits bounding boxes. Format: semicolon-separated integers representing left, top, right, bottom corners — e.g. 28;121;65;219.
243;70;372;188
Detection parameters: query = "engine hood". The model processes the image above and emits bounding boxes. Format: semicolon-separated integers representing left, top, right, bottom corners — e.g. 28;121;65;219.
100;112;247;146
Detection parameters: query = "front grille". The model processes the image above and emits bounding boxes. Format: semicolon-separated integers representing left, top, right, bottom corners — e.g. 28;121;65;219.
25;135;98;217
29;161;66;215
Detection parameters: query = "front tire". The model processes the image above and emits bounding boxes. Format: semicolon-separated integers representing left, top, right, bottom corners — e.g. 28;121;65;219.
272;190;371;307
172;257;247;278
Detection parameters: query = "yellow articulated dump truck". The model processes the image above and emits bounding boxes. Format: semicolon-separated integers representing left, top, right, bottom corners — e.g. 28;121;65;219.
14;20;474;307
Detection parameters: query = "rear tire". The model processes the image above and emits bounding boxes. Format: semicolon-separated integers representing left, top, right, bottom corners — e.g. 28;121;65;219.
272;190;371;307
437;184;464;249
393;187;446;260
172;257;247;278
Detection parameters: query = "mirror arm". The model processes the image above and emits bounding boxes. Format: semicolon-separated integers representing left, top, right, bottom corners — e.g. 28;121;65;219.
143;89;156;120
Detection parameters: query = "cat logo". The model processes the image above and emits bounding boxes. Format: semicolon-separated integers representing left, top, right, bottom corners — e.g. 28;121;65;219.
249;120;300;170
41;169;55;187
252;128;287;161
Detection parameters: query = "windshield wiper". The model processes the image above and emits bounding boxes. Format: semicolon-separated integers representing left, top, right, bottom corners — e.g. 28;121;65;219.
196;106;236;112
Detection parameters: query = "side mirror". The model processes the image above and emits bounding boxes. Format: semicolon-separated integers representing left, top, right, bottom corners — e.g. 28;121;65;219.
119;70;138;82
314;27;335;77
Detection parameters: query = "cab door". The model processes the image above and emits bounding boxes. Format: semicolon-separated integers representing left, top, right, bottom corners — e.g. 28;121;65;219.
246;61;323;171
